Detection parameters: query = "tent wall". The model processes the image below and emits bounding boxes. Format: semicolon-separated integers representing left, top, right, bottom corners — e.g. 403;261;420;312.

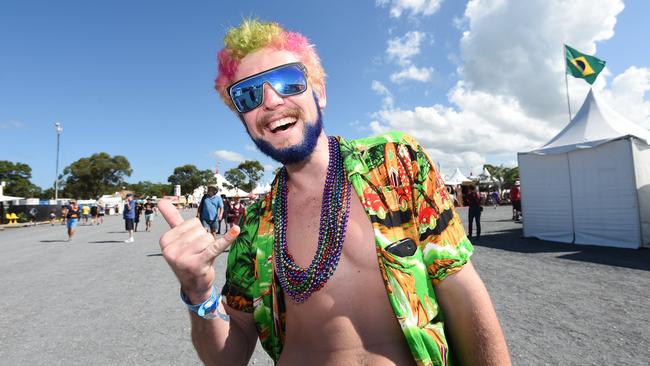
632;139;650;247
568;139;641;248
518;153;574;243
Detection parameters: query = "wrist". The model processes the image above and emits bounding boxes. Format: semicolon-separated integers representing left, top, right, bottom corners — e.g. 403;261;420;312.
182;286;214;305
180;285;230;321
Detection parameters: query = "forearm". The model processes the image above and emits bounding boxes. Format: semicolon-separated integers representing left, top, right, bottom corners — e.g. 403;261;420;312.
190;304;255;366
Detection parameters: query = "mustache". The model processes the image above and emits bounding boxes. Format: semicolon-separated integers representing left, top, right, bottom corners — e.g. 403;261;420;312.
258;108;302;130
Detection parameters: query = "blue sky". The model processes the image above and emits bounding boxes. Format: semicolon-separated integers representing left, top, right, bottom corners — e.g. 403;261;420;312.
2;0;649;191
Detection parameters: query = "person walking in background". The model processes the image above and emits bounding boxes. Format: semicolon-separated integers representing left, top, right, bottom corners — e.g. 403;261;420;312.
467;185;482;240
49;210;56;226
510;180;522;221
226;196;244;227
134;201;143;232
197;185;223;239
144;199;155;232
123;194;136;243
28;207;37;226
96;199;105;225
220;194;230;233
66;200;81;242
60;205;68;226
81;204;90;225
90;204;98;225
491;190;500;209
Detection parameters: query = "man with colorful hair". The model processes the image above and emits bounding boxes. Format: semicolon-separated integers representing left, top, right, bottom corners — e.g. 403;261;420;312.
158;19;511;366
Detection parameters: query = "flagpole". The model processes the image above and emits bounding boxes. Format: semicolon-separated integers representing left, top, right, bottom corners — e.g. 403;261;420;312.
563;44;573;122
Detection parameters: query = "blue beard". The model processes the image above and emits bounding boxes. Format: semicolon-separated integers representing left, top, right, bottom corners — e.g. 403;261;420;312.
244;93;324;165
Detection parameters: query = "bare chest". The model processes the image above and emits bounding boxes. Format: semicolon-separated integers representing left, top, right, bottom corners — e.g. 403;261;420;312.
281;192;408;353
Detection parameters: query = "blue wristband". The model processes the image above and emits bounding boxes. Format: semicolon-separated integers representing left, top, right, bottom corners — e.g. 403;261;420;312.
180;285;230;321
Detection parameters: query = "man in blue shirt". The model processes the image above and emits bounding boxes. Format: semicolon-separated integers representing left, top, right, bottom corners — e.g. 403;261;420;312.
197;185;223;239
123;193;136;243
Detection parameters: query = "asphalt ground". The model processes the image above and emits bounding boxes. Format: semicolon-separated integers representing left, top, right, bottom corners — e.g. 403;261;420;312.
0;206;648;365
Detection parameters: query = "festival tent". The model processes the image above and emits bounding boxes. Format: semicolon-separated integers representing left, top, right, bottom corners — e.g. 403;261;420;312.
445;168;472;186
251;182;272;195
518;89;650;248
0;194;23;203
212;174;248;198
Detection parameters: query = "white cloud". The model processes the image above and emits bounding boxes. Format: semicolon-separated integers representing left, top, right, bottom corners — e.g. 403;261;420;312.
390;65;433;83
371;80;395;109
371;0;650;175
600;66;650;128
0;120;25;129
211;150;245;163
244;144;257;152
385;31;434;84
387;31;426;67
376;0;443;18
263;163;277;172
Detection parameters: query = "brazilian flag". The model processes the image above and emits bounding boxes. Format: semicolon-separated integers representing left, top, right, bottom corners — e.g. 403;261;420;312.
565;44;606;85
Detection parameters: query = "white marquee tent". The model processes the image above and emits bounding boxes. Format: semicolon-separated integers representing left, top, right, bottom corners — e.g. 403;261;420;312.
518;89;650;248
445;168;472;186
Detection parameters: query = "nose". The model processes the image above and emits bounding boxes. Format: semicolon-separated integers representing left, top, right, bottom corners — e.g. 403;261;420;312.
261;82;285;110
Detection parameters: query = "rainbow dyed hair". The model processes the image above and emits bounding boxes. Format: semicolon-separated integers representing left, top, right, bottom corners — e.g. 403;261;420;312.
215;19;326;112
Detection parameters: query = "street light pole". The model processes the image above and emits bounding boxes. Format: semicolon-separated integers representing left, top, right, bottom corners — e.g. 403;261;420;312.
54;122;63;201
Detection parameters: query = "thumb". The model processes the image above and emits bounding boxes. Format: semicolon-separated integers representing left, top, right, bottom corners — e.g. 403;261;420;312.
158;199;184;228
210;225;241;256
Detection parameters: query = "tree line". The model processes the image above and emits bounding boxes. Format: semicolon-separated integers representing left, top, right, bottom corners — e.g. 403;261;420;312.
1;153;264;200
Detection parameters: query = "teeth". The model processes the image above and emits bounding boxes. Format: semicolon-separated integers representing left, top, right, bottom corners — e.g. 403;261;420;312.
269;117;296;131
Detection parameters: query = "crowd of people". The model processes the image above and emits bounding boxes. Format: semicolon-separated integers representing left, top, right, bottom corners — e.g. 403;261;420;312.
47;190;249;243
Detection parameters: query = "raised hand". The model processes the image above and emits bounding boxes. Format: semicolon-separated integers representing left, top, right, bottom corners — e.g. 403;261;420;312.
158;199;240;304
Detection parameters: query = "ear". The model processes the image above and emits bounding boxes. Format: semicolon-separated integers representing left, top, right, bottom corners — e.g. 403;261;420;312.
314;85;327;109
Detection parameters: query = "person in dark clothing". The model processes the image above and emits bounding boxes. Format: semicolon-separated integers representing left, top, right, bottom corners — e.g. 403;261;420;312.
467;185;482;240
66;201;81;241
221;195;231;234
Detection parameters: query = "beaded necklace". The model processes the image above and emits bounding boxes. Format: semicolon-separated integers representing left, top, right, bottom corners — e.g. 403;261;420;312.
273;136;351;303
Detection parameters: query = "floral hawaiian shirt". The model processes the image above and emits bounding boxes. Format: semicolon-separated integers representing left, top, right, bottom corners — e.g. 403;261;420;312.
222;132;473;365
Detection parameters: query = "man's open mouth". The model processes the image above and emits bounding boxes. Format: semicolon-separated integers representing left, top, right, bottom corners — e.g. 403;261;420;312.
269;117;297;133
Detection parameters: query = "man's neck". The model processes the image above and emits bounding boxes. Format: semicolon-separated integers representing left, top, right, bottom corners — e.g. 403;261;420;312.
284;132;330;194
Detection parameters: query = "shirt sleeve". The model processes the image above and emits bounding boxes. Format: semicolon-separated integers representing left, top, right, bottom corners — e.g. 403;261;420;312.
403;135;474;285
221;203;259;313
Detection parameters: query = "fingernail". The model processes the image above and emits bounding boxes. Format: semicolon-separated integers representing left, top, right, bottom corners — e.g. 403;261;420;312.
225;226;240;240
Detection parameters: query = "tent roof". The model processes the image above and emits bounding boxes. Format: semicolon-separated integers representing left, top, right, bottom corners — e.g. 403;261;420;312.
251;182;272;195
0;194;23;203
445;168;471;185
529;89;650;155
213;174;248;197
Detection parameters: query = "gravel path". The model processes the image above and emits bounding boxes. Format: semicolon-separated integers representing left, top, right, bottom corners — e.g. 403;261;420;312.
0;206;647;365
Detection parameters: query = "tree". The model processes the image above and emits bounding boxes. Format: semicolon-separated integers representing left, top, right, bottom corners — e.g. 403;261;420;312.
60;153;132;199
484;164;520;188
224;168;246;191
224;160;264;192
167;165;215;196
126;181;170;198
0;161;41;197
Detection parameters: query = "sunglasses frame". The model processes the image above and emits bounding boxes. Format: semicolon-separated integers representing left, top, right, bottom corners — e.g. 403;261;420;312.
227;62;309;113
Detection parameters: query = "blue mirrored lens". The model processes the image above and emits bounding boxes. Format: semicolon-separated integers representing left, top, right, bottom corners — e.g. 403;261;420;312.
229;63;307;113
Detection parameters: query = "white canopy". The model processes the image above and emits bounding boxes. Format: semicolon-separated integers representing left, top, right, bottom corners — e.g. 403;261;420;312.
251;182;272;195
534;89;650;154
213;174;248;198
0;194;23;203
518;89;650;248
445;168;471;186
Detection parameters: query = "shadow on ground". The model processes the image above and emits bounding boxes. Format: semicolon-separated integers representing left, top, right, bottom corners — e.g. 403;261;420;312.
475;228;650;271
87;240;124;243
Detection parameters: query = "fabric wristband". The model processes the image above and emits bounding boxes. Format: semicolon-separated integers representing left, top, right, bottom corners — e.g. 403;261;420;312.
180;285;230;321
